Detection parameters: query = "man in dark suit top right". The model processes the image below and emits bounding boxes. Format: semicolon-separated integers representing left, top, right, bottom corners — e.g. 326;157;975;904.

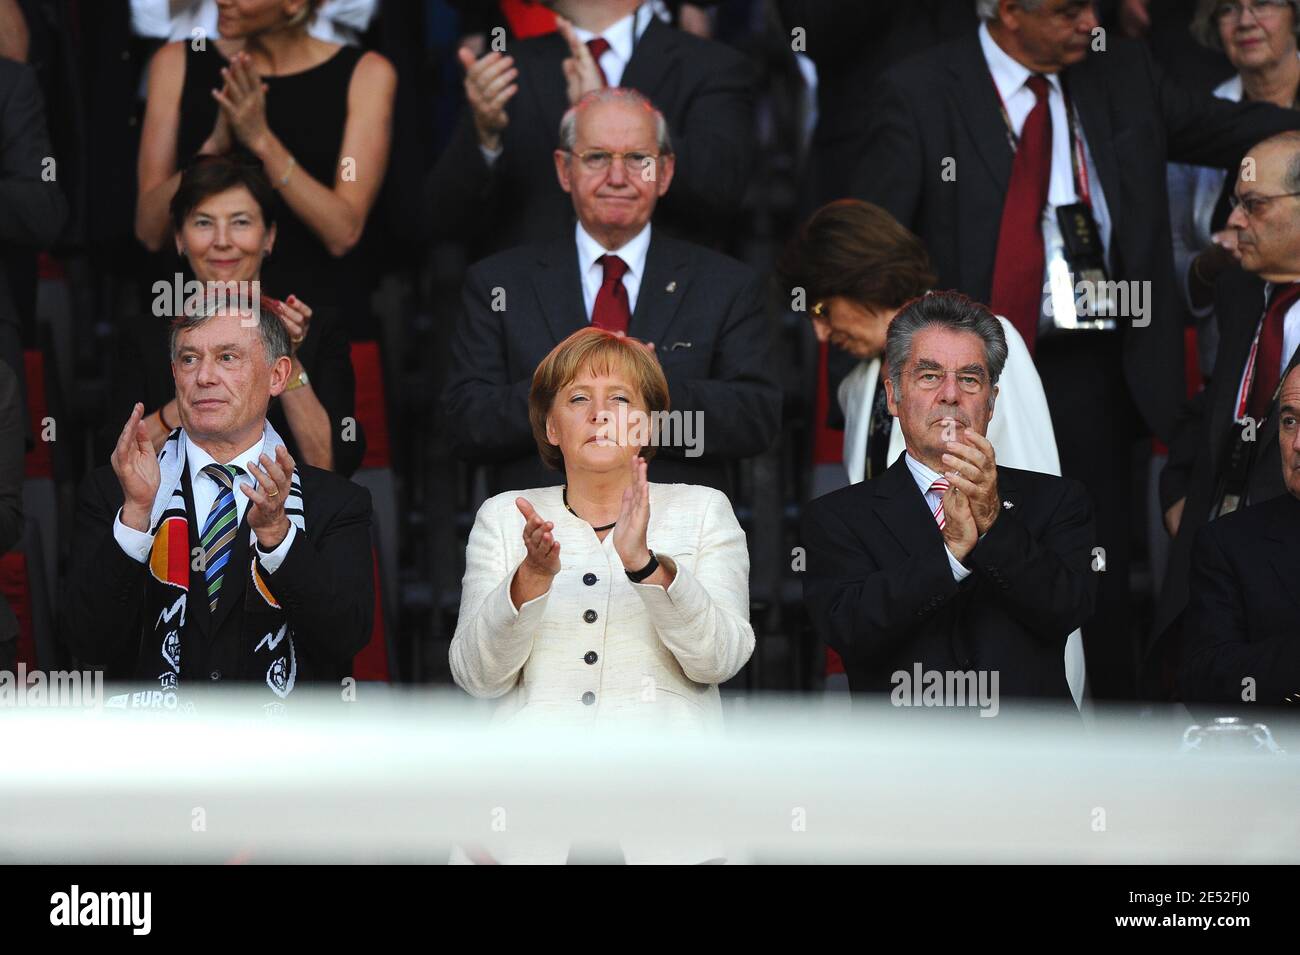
851;0;1300;699
802;292;1096;708
1147;132;1300;697
1180;359;1300;708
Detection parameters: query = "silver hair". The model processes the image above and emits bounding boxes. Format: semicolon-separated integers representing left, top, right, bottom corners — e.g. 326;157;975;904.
558;87;673;154
885;292;1008;406
169;291;290;366
976;0;1050;20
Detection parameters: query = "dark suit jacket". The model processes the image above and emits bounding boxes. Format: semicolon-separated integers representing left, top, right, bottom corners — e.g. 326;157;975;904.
423;16;755;253
1180;493;1300;706
851;31;1300;443
61;452;374;685
801;458;1096;701
442;230;781;496
0;360;22;647
0;57;68;399
1146;270;1289;692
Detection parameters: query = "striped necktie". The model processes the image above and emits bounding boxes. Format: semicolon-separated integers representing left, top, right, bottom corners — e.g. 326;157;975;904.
929;478;950;530
200;463;244;613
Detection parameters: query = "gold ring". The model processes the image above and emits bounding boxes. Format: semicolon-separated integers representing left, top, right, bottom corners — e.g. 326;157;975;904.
267;487;280;498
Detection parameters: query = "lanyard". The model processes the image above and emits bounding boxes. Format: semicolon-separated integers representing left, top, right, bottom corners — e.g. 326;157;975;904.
990;71;1092;208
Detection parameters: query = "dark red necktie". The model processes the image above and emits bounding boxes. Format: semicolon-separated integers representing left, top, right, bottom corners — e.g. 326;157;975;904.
586;37;610;86
989;74;1053;354
592;254;630;333
1249;282;1300;420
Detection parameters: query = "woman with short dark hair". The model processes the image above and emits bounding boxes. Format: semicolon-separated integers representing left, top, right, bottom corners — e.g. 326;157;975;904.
106;153;364;475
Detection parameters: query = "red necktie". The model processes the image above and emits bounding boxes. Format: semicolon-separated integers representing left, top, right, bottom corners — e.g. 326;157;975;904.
929;478;949;530
586;37;610;86
989;74;1053;354
1249;282;1300;420
592;254;630;333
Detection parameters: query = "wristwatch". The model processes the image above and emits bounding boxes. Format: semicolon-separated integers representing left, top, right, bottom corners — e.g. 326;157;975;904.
283;368;310;392
625;550;659;584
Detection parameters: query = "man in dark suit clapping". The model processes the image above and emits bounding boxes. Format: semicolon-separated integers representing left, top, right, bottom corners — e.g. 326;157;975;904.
62;300;374;700
443;86;780;496
426;0;755;253
851;0;1300;700
802;292;1096;710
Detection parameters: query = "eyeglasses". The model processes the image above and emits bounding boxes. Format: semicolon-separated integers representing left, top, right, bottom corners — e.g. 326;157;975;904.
1230;190;1300;216
1213;0;1290;24
568;149;660;174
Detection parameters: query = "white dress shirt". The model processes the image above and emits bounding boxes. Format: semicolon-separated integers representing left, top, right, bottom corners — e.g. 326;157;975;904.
576;221;652;319
570;3;654;89
113;434;296;571
903;453;975;582
979;22;1113;330
1232;282;1300;423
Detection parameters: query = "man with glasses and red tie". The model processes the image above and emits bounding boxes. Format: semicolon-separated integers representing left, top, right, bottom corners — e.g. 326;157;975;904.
443;87;780;497
801;291;1097;711
850;0;1300;701
1148;131;1300;697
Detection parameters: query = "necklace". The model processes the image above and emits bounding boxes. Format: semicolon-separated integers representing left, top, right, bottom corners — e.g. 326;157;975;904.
563;486;617;532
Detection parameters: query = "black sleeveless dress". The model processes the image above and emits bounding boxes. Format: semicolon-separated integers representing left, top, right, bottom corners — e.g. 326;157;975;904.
175;42;366;316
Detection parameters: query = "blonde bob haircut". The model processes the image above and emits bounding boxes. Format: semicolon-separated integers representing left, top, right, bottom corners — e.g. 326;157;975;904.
529;326;670;472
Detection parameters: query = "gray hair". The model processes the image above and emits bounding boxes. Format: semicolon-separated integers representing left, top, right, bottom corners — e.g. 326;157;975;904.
169;292;291;366
558;87;673;154
885;291;1008;403
976;0;1049;20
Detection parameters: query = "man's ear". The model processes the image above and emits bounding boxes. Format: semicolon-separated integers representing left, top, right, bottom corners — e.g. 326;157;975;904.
554;150;573;194
884;374;899;418
267;355;293;397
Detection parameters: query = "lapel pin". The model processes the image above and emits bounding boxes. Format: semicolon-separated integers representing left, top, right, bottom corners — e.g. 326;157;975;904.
665;280;677;293
1002;500;1014;510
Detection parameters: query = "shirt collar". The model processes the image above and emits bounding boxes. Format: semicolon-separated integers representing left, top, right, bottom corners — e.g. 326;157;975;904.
571;4;648;65
576;221;652;281
904;452;945;497
186;430;267;489
978;21;1062;104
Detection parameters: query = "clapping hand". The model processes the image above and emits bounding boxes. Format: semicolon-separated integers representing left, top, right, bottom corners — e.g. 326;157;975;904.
457;46;518;151
612;455;651;572
213;51;271;152
242;445;296;550
112;403;161;533
516;497;561;578
555;15;605;106
941;427;1001;536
